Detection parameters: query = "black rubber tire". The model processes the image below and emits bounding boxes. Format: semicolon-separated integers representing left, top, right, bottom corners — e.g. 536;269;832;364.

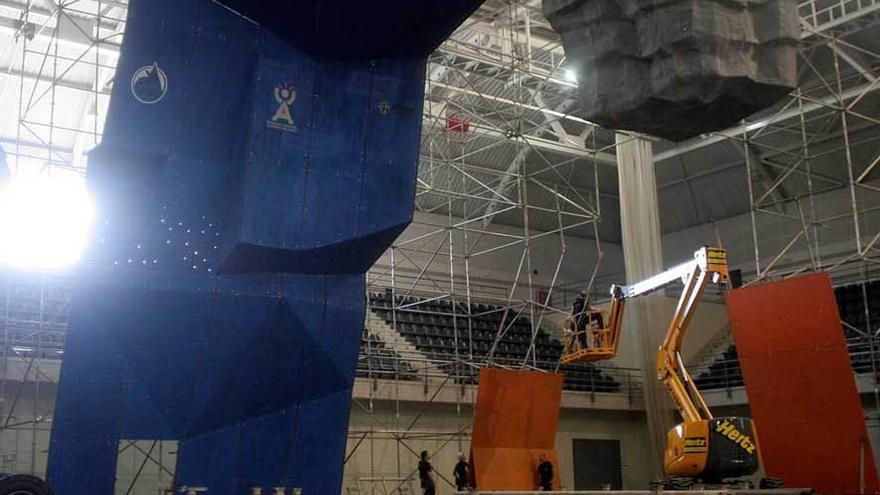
760;476;785;489
662;477;695;491
0;475;54;495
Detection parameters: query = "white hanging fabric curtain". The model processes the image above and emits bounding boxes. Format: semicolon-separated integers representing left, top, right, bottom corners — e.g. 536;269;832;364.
616;132;676;477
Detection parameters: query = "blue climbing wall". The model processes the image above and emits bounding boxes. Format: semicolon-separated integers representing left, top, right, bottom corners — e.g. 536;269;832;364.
46;1;482;493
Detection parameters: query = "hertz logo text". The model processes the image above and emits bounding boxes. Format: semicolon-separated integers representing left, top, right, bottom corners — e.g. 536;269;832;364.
715;420;757;455
707;251;726;260
683;438;706;447
683;437;707;453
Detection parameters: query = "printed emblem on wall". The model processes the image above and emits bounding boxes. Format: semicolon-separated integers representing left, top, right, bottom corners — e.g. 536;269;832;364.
267;83;297;132
131;62;168;104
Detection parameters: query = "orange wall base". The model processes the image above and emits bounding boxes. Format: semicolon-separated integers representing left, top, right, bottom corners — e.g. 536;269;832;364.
727;273;878;493
471;368;564;491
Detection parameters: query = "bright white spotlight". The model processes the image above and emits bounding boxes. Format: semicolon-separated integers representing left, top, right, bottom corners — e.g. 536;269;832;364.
564;68;578;83
0;174;94;270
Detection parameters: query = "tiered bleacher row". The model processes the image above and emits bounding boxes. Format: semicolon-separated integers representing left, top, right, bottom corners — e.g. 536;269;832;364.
833;281;879;375
357;330;419;381
837;281;880;336
0;275;70;357
695;281;880;389
367;291;621;393
0;277;626;394
694;345;744;390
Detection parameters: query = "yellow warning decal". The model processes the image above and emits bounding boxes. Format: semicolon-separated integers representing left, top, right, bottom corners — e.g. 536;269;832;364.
706;249;727;261
683;437;707;453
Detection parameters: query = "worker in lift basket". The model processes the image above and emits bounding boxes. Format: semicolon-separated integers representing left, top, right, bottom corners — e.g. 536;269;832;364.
418;450;436;495
571;291;589;349
536;453;554;491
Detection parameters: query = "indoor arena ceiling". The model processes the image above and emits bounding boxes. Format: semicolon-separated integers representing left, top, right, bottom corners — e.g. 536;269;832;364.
0;0;878;244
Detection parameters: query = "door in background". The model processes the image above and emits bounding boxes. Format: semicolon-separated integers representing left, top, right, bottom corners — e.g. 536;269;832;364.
572;438;623;490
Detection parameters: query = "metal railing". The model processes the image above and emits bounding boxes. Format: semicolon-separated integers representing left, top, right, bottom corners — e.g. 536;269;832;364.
356;343;645;400
799;0;880;33
689;334;880;391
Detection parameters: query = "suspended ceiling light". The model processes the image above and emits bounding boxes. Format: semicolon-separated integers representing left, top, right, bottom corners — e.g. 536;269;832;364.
0;172;94;270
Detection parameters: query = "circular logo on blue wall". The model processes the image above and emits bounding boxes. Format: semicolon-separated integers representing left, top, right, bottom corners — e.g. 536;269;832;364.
131;62;168;104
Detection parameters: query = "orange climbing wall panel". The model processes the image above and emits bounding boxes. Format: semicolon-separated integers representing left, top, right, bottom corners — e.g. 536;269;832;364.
471;368;564;491
727;273;878;493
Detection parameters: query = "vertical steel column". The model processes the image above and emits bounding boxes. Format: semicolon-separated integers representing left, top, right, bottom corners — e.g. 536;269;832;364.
743;127;762;278
832;36;864;257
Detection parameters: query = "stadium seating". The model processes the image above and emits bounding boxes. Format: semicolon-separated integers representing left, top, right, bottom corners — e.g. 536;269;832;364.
835;281;880;336
694;345;744;389
696;281;880;389
357;329;418;381
368;291;620;393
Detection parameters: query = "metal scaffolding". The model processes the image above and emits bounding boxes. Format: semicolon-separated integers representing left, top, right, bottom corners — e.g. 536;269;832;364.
0;0;879;493
351;4;640;493
2;0;125;178
0;0;168;479
682;2;880;388
0;272;68;477
0;0;126;481
353;1;880;492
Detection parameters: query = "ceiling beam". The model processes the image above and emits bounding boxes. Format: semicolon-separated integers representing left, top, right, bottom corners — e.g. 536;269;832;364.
0;15;121;54
828;42;877;83
654;80;880;163
427;76;588;127
422;104;618;165
0;64;98;93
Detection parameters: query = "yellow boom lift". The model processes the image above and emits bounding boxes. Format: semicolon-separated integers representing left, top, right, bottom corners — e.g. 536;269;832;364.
561;247;761;482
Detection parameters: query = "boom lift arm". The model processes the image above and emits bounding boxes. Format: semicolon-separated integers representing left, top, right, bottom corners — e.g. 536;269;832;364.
561;247;725;371
655;247;728;428
560;247;761;481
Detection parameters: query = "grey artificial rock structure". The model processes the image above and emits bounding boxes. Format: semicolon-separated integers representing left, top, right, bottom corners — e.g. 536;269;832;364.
544;0;800;141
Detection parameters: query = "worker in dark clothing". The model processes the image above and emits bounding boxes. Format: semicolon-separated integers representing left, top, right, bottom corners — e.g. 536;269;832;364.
584;293;605;347
453;452;471;491
418;450;436;495
589;304;605;344
590;307;604;329
571;290;589;349
536;453;554;491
